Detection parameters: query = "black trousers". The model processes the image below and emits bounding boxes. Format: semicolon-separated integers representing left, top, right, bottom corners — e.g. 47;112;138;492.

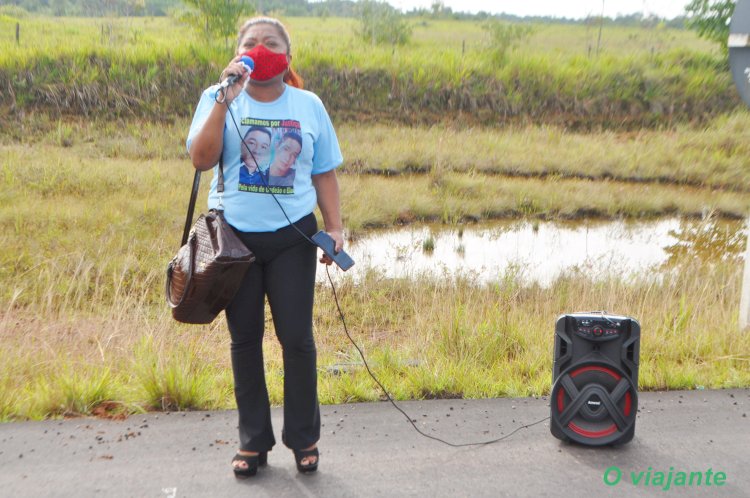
225;213;320;452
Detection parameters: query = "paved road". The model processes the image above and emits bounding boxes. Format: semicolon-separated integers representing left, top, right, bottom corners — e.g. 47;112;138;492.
1;389;748;497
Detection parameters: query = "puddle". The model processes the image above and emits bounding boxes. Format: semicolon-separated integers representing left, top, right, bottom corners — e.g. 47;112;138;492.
319;218;746;286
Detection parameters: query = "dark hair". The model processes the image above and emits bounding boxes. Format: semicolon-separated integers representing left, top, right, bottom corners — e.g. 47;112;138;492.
281;131;302;148
245;126;271;142
236;17;304;89
238;17;291;53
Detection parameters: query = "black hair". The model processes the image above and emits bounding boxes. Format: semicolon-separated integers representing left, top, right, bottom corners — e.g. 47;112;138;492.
245;126;272;141
281;131;302;148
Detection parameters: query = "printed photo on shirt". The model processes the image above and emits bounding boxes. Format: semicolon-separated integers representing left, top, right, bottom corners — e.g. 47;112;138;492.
238;118;302;195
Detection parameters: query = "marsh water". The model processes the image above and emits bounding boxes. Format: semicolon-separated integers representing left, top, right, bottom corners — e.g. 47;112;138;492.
322;218;746;285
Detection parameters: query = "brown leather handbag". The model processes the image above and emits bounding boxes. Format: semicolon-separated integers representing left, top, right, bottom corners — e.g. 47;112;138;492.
166;157;254;324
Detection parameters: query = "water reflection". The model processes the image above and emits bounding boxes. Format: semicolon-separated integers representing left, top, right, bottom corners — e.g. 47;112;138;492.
663;218;746;268
317;218;746;286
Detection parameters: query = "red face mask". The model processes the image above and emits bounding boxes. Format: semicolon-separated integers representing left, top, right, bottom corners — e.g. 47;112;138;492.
242;45;289;82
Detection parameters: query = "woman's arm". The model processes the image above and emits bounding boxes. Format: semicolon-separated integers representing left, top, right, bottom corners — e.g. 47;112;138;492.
189;58;250;171
189;103;227;171
312;169;344;255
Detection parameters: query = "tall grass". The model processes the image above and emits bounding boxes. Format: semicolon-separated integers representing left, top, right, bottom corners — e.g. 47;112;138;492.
6;110;750;190
326;260;750;398
0;16;736;127
133;335;231;411
0;17;717;70
3;255;748;421
339;112;750;192
1;140;747;418
340;168;750;228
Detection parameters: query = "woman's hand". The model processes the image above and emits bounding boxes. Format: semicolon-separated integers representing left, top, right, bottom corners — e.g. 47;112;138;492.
319;229;344;266
312;170;344;266
218;55;251;105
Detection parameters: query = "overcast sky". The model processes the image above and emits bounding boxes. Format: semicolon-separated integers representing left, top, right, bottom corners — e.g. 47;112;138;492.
387;0;690;19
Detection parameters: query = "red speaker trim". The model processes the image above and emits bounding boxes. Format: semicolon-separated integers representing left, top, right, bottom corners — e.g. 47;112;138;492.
556;364;634;437
569;422;617;438
570;365;621;380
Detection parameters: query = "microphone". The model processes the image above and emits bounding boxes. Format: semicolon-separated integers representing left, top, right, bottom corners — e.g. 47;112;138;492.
218;55;254;91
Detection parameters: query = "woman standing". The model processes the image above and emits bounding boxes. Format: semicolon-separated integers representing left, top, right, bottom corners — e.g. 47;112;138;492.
187;16;344;478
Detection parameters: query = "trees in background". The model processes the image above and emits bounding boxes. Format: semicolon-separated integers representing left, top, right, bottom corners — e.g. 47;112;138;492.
1;0;152;16
1;0;698;29
179;0;254;46
355;0;412;46
482;21;534;64
685;0;735;52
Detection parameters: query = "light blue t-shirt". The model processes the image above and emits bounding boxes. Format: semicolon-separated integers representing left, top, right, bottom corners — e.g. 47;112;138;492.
186;84;343;232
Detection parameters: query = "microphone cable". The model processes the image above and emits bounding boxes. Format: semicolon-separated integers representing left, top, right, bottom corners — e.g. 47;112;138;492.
216;87;551;447
323;266;550;447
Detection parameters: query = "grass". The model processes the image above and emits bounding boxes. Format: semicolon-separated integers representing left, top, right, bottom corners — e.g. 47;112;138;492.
2;114;750;271
339;113;750;191
0;16;717;67
0;16;734;127
2;258;749;421
0;122;748;419
1;114;748;309
133;335;231;411
341;172;750;228
7;110;750;191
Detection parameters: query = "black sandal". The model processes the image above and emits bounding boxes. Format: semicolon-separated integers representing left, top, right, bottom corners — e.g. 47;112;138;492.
293;447;319;474
231;451;268;478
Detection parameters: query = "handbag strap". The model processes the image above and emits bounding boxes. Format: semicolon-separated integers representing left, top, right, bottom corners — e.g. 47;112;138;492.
217;151;225;198
180;153;225;247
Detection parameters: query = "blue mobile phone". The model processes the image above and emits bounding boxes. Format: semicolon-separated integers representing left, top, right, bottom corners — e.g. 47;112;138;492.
311;231;355;271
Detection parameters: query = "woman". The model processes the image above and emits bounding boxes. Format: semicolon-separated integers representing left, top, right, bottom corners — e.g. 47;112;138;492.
186;16;344;478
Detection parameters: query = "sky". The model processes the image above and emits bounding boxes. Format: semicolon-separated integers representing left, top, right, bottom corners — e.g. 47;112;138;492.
387;0;691;19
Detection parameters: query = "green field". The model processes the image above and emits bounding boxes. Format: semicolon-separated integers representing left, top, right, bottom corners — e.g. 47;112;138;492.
1;15;749;421
0;16;716;62
0;15;735;127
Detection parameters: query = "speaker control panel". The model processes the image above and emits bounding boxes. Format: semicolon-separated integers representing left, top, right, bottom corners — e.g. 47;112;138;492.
574;317;623;341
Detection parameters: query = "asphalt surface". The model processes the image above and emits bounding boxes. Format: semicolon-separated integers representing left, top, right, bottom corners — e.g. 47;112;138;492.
0;389;748;497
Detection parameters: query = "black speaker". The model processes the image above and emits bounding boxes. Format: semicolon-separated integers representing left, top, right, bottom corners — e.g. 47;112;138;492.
550;312;640;446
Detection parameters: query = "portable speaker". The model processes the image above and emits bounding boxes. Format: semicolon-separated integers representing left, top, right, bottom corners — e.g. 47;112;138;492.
550;312;640;446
